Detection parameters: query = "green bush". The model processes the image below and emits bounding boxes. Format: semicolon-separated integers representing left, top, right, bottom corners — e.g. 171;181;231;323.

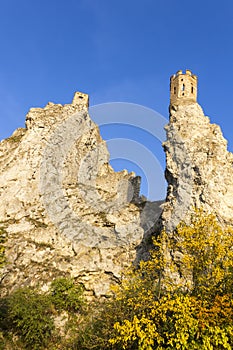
0;278;85;349
50;277;84;312
72;299;123;350
0;288;54;350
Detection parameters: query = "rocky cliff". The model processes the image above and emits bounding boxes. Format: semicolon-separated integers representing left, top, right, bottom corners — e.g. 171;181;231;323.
1;82;233;297
162;102;233;232
0;93;160;297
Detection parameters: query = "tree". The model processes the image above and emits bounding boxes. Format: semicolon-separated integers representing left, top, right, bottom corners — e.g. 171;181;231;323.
107;210;233;349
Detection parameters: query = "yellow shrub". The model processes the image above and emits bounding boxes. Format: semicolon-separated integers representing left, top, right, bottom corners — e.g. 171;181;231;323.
109;210;233;349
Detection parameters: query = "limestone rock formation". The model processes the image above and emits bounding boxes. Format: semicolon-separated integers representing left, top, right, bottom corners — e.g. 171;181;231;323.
0;93;160;297
162;71;233;231
1;70;233;297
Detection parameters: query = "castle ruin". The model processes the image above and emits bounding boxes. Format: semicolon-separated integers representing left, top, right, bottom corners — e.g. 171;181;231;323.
170;69;197;105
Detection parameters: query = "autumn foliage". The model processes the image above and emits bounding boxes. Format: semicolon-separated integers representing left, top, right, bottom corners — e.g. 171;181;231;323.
75;210;233;349
1;210;233;349
107;210;233;350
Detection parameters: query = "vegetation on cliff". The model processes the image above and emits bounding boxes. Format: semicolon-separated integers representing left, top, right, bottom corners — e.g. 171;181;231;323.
0;278;84;349
0;210;233;349
0;225;7;269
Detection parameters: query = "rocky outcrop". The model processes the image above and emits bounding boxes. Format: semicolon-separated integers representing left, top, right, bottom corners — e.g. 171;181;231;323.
162;102;233;232
1;86;233;297
0;93;161;297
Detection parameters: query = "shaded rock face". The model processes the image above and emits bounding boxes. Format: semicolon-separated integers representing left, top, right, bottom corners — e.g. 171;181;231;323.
162;102;233;232
0;94;162;297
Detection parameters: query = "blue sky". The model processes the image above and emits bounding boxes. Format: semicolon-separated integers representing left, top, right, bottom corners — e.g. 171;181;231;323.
0;0;232;199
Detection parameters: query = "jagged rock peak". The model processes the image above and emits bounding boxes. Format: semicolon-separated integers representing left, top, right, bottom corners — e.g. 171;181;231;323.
0;92;161;297
162;70;233;231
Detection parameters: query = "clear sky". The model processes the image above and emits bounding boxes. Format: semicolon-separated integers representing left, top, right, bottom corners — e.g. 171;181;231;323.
0;0;232;199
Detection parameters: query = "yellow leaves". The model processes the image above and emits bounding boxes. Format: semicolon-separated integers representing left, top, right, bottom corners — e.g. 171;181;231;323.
110;293;233;349
108;209;233;349
110;315;161;350
173;208;233;297
201;325;233;350
0;226;7;268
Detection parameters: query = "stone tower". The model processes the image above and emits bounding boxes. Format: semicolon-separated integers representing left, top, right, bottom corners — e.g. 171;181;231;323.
72;91;89;109
170;69;197;105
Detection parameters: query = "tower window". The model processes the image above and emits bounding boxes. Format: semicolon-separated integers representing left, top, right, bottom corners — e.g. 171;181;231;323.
174;87;176;94
182;84;185;91
191;86;194;93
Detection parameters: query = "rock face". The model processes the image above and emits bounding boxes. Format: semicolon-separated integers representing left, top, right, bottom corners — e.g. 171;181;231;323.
0;92;161;297
1;70;233;296
162;71;233;231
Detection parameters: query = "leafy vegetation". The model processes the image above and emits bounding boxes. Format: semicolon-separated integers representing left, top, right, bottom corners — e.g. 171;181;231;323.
0;278;85;349
50;277;84;312
0;226;7;268
0;210;232;349
0;288;54;350
74;210;233;349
